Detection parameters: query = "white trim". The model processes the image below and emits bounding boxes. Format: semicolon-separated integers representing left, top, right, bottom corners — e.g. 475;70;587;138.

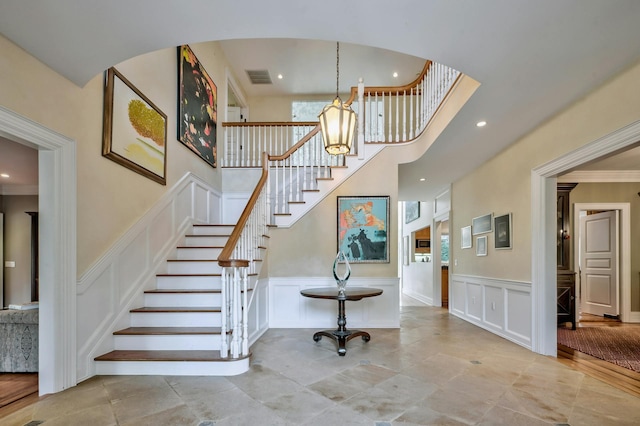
0;105;77;395
559;170;640;182
572;203;632;322
532;119;640;356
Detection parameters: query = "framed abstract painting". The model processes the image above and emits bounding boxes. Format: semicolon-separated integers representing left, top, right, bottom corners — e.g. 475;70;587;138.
178;45;217;167
102;67;167;185
337;196;390;263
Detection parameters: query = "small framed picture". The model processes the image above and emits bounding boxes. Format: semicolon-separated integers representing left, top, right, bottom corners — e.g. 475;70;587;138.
461;225;472;249
405;201;420;223
494;213;512;249
476;235;487;256
472;213;493;235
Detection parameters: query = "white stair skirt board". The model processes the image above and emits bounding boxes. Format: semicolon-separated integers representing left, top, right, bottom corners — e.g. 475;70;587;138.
114;335;221;351
94;359;250;376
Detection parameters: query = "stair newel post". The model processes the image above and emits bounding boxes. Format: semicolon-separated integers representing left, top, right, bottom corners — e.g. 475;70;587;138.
231;266;241;358
241;265;249;356
357;79;365;159
220;268;229;358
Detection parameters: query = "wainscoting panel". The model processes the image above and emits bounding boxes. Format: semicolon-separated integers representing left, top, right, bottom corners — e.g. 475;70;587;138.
268;277;400;329
450;274;532;349
76;173;223;381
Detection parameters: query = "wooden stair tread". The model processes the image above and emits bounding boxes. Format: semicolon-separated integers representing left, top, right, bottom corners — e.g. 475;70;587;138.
95;350;249;362
130;306;221;313
185;234;230;237
167;259;218;262
176;246;224;249
114;327;224;335
156;273;222;277
144;289;221;294
193;224;235;227
301;189;320;192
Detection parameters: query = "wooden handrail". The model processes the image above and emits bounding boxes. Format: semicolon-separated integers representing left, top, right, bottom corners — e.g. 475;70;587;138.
345;60;433;105
268;125;321;161
218;151;269;268
221;121;318;127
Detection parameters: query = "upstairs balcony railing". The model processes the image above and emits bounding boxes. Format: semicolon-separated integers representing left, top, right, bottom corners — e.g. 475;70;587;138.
221;60;460;168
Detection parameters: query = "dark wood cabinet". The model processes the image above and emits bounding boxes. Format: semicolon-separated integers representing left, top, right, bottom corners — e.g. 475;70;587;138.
557;270;576;329
557;183;577;328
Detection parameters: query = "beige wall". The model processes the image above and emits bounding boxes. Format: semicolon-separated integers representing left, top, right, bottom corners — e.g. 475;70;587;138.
451;59;640;287
0;35;245;275
1;195;38;305
268;148;398;277
570;183;640;310
249;95;332;122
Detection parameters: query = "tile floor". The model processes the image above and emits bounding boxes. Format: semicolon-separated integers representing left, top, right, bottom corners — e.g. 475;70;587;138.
3;302;640;425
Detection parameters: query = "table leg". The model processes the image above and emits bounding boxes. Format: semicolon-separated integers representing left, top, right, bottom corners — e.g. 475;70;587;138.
312;298;371;356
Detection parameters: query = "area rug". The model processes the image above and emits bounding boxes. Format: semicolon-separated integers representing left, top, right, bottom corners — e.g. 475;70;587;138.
557;327;640;373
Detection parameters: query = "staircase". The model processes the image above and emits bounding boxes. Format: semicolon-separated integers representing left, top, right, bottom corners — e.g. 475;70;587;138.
94;224;258;376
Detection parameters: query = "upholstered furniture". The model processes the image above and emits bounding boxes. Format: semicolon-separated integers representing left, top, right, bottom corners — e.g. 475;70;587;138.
0;309;38;372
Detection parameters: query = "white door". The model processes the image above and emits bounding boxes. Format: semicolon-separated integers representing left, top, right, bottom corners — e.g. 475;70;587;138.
225;106;242;166
579;210;619;317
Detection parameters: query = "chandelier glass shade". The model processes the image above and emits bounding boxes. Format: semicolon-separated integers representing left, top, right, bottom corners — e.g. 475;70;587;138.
319;42;356;155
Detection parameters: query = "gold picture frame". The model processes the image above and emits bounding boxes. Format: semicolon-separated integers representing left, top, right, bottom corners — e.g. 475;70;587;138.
102;67;167;185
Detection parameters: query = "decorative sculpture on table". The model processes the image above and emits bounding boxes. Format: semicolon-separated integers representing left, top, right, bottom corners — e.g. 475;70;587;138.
333;251;351;296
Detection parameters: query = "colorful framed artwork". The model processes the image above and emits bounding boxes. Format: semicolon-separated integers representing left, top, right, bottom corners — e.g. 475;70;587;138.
461;225;472;249
405;201;420;223
494;213;512;249
472;213;493;235
476;235;488;256
337;196;390;263
102;67;167;185
178;45;217;168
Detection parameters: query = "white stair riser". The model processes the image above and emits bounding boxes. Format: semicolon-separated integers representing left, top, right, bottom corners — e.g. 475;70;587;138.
156;275;221;290
131;312;220;327
144;293;220;307
176;247;223;260
191;226;234;236
167;261;223;274
94;358;250;376
184;236;229;246
114;334;222;351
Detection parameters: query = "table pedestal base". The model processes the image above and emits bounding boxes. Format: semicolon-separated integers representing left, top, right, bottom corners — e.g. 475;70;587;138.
312;296;370;356
313;329;370;356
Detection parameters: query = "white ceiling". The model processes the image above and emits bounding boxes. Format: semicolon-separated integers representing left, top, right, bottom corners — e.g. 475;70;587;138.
1;0;640;200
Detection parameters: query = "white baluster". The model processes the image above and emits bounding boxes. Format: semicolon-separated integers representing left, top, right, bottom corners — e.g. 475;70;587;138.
409;88;414;140
395;93;399;142
357;78;365;158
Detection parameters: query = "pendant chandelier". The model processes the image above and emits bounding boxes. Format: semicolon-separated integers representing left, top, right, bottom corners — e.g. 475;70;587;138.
319;42;357;155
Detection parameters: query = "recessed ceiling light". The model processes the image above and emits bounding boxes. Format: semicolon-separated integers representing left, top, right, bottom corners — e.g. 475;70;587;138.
1;173;9;178
393;72;398;78
419;178;426;182
476;121;487;127
277;74;283;79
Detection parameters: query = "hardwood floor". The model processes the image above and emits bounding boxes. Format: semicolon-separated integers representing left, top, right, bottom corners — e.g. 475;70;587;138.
0;373;38;416
557;315;640;397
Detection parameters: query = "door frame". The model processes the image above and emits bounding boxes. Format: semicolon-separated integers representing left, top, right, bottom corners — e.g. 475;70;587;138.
433;211;449;308
532;119;640;356
0;106;77;395
573;203;630;322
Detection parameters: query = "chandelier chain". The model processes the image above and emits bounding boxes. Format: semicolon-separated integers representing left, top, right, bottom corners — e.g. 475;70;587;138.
336;41;339;98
